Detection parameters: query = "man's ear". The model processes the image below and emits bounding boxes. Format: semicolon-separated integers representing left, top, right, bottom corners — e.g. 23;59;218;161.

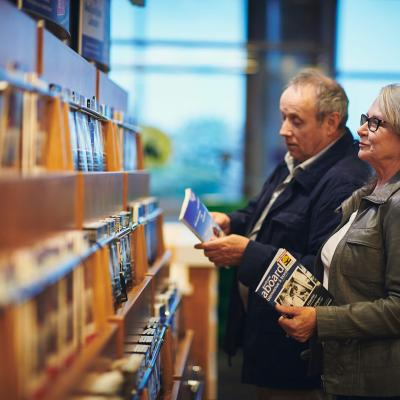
324;112;341;137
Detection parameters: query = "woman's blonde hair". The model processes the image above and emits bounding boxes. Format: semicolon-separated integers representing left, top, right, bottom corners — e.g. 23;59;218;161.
378;84;400;135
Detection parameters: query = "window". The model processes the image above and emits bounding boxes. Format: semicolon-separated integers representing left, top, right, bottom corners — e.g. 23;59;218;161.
110;0;247;211
336;0;400;136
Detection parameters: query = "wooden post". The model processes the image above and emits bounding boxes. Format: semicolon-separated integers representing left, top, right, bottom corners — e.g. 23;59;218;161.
103;121;118;171
156;213;166;259
100;246;115;319
46;97;69;170
0;308;18;399
92;250;112;330
136;132;145;170
133;224;149;284
62;100;74;171
161;328;174;393
140;388;149;400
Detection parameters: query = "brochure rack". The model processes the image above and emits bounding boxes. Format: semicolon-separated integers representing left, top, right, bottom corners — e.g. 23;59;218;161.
0;2;194;399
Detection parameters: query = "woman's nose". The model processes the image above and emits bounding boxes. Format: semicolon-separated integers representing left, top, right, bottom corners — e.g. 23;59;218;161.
357;121;368;138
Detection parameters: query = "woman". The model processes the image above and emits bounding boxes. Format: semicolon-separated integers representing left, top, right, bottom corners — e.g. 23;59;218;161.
277;84;400;400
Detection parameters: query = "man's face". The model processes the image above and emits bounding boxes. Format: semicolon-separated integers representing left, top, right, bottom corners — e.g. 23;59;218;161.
279;85;331;162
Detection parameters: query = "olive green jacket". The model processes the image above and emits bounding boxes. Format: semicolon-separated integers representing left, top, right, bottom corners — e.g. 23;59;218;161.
316;173;400;397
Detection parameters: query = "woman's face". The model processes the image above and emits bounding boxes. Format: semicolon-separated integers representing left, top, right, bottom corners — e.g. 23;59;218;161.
357;99;400;169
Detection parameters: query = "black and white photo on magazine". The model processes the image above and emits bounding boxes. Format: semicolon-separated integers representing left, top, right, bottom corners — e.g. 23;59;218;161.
276;266;317;306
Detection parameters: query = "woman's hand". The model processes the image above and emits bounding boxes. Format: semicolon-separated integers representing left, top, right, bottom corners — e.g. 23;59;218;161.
275;304;317;342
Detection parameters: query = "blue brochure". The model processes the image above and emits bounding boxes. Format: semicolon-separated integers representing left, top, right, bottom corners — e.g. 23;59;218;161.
178;188;222;242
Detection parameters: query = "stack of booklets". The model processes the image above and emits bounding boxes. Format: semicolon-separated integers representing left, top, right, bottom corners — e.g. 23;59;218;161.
69;93;105;172
0;78;107;174
71;316;165;400
129;197;160;266
0;231;98;399
255;249;333;307
0;86;23;172
83;211;135;308
122;120;138;171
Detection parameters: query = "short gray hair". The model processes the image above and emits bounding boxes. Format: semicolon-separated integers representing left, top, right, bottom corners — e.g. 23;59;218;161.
286;68;349;131
378;84;400;135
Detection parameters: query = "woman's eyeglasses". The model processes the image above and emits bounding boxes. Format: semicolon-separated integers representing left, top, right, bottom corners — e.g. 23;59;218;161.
360;114;385;132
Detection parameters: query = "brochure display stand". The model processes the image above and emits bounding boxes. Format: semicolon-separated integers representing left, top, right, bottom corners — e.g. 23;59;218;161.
0;2;195;399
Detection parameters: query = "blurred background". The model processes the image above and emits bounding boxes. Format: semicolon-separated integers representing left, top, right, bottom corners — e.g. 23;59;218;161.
110;0;400;216
2;1;400;399
108;2;400;397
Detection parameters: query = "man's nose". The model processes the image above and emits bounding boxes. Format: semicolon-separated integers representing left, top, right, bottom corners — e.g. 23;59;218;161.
280;120;292;137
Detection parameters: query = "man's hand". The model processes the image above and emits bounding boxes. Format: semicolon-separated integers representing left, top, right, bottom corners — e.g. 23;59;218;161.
275;304;317;342
194;234;249;267
210;212;231;235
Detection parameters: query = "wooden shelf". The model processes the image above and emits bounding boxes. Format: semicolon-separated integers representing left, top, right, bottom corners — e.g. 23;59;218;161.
123;171;150;209
113;276;152;319
41;29;96;99
135;326;167;395
173;329;194;380
0;0;37;72
147;250;172;314
0;174;76;252
43;323;118;400
0;7;175;398
77;172;124;228
1;251;85;307
147;250;172;277
97;70;128;114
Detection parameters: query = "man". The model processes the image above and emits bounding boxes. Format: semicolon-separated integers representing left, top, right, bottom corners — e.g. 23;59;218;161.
195;69;370;400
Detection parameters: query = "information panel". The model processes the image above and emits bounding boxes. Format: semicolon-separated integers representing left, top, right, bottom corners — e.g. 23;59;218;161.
81;0;110;71
21;0;70;38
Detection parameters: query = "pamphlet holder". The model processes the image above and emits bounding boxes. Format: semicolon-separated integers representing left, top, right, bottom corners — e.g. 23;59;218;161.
45;96;73;171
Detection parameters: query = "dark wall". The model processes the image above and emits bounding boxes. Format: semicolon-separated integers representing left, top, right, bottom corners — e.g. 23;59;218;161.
244;0;337;197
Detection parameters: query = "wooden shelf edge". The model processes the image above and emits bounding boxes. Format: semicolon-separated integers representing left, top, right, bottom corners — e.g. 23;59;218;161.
146;250;172;277
167;379;204;400
173;329;194;380
44;323;118;400
113;275;152;318
167;380;182;400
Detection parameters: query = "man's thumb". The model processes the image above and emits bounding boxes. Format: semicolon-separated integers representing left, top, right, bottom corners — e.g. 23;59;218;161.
276;304;300;316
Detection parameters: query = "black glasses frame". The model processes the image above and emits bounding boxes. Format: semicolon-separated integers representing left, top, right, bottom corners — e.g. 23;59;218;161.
360;113;385;132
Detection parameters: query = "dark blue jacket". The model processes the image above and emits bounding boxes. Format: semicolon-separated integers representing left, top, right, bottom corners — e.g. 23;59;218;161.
227;129;370;389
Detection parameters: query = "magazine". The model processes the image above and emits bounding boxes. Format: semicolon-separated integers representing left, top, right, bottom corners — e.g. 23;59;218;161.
255;248;333;307
178;188;223;242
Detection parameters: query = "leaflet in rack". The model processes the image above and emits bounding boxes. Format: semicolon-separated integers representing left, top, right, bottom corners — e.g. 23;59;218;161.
178;188;223;242
255;248;333;307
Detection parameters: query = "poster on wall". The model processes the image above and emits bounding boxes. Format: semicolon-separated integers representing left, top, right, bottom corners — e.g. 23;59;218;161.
21;0;70;39
81;0;110;71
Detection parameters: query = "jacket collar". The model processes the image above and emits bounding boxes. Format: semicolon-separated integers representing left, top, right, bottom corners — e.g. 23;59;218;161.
340;171;400;219
293;128;355;190
364;170;400;204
